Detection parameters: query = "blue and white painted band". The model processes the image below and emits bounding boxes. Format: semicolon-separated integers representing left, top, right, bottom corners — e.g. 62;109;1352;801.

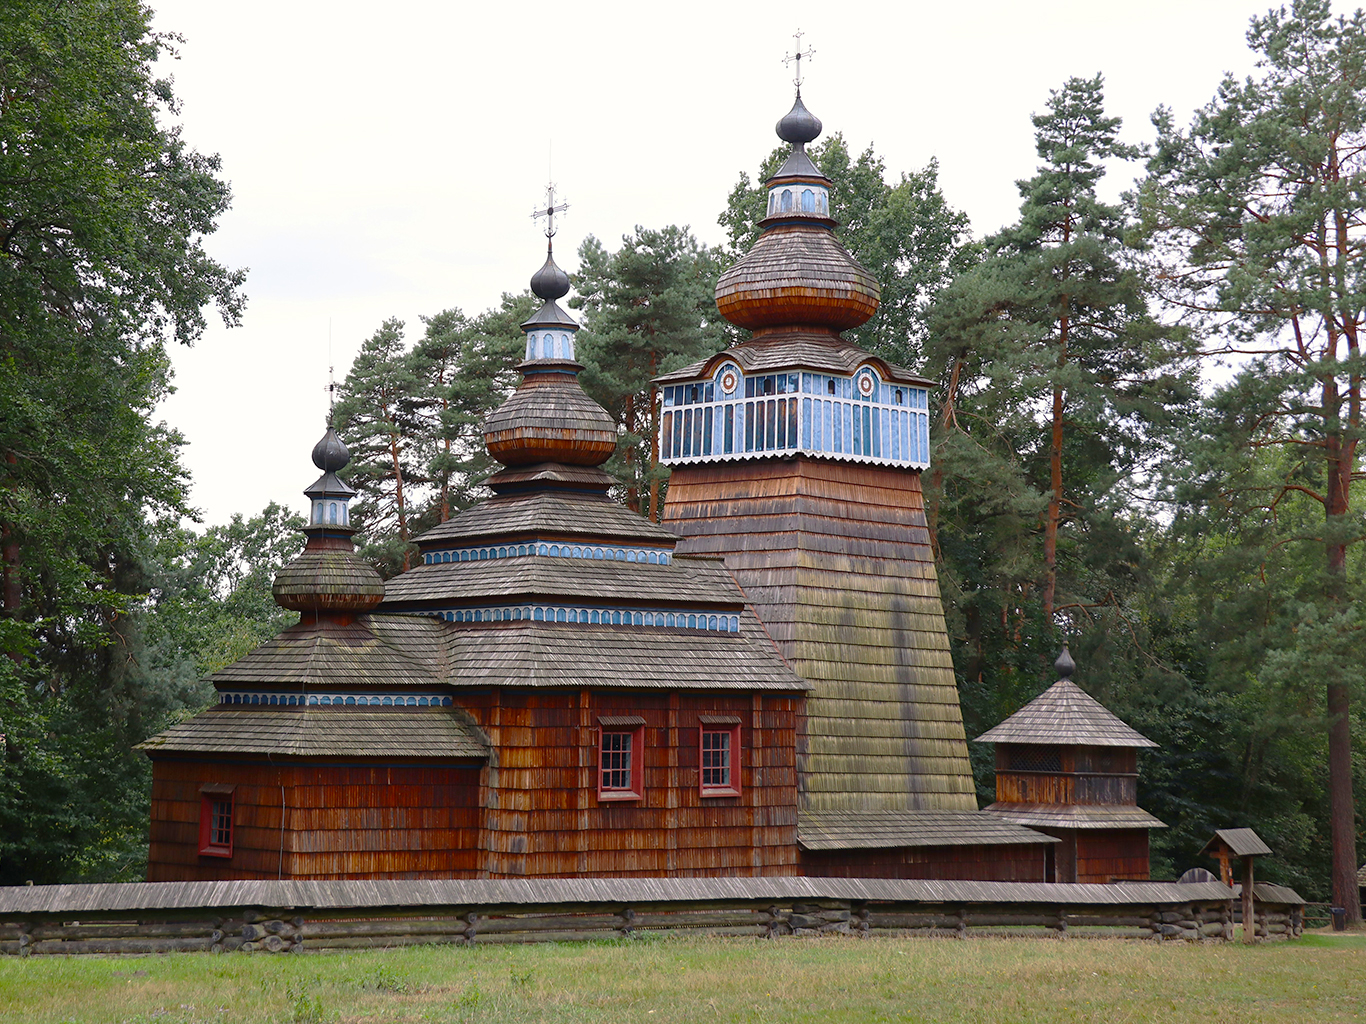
423;543;672;566
218;692;455;707
432;606;740;632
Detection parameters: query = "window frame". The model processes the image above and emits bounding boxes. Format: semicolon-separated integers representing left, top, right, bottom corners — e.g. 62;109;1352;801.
698;716;742;798
596;716;645;802
198;783;236;858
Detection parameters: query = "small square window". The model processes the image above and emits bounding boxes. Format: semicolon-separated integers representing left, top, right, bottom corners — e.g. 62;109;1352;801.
198;785;235;858
597;718;645;801
699;719;742;798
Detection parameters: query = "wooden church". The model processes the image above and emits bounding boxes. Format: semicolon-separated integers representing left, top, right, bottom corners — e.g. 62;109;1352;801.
140;87;1161;883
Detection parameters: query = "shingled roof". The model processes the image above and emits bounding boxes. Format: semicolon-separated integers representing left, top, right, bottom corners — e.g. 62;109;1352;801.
441;612;805;691
139;707;489;759
383;553;743;609
416;491;678;547
974;679;1157;748
655;329;932;387
799;810;1057;850
206;615;450;690
983;804;1167;830
1200;828;1272;858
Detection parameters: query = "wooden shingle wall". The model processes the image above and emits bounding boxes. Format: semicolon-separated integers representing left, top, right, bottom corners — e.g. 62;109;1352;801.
801;843;1048;882
1075;830;1150;884
147;760;482;881
461;688;801;877
663;458;976;812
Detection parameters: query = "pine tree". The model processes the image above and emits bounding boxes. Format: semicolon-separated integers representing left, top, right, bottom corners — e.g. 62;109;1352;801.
408;295;530;526
333;318;423;575
1137;0;1366;922
931;74;1191;626
572;227;729;519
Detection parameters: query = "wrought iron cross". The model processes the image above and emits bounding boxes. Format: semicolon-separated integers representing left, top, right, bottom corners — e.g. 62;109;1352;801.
532;183;570;239
783;30;815;89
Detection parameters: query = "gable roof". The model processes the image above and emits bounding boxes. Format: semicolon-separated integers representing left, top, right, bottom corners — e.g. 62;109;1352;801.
1200;828;1273;858
974;679;1157;748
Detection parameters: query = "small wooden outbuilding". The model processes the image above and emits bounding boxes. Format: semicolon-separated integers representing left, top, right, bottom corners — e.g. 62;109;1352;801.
975;648;1165;883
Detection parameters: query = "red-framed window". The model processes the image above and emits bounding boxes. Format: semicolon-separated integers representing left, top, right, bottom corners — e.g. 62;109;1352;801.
597;716;645;801
198;784;235;858
699;716;742;797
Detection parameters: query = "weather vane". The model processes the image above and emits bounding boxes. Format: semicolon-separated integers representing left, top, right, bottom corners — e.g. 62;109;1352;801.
783;29;814;90
531;182;569;239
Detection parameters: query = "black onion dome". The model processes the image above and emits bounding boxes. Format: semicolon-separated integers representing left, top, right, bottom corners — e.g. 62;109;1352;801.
530;246;571;301
1055;645;1076;681
311;428;350;473
776;92;822;146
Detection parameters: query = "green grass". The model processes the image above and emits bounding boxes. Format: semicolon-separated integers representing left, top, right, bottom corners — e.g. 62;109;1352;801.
0;934;1362;1024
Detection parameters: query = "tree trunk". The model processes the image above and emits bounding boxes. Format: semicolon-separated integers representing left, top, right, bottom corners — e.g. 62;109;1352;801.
1042;371;1064;622
647;382;661;523
1;452;19;621
1323;377;1361;924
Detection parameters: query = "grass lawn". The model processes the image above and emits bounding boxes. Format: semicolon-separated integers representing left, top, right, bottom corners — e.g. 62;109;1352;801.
0;932;1362;1024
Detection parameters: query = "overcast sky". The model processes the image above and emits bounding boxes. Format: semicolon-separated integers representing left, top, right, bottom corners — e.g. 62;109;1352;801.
148;0;1319;527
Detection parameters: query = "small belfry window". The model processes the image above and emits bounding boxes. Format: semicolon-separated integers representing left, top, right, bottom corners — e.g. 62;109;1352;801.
198;783;235;858
597;716;645;801
699;715;742;797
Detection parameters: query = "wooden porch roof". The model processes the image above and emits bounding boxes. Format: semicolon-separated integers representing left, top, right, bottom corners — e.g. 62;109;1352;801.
798;810;1058;850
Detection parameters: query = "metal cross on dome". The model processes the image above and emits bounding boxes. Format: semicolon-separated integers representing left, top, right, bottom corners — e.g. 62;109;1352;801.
783;29;814;89
531;182;569;239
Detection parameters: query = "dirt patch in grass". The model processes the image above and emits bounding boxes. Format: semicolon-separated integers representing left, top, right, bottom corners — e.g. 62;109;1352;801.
0;935;1362;1024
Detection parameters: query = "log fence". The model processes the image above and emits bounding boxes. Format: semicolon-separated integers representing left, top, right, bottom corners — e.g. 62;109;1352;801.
0;878;1304;955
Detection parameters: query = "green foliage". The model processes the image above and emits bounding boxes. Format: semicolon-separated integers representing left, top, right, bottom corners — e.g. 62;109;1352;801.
407;296;533;529
0;0;244;884
720;135;977;367
927;77;1194;748
1137;0;1366;914
571;227;729;518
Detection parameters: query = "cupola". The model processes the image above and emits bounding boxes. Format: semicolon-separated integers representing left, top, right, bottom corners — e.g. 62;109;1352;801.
272;425;385;617
482;188;617;471
714;87;880;332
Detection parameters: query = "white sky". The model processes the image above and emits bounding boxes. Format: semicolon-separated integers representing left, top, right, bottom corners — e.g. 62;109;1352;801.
148;0;1309;527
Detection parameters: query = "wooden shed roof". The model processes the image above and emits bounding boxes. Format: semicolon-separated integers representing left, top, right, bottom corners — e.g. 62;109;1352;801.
983;803;1168;830
416;491;678;547
382;553;742;609
1200;828;1272;858
798;810;1057;850
207;615;449;689
974;679;1157;748
0;876;1303;916
137;707;489;759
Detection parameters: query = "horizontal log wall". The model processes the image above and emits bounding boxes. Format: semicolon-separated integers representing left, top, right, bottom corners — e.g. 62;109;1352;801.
0;896;1304;955
462;688;801;877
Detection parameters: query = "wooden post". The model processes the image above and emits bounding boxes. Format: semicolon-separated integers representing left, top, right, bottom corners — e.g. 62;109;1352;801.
1241;855;1255;944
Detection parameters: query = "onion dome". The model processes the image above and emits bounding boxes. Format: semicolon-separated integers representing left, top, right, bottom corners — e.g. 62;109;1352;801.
482;240;617;468
714;90;880;333
776;91;822;145
272;425;384;615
